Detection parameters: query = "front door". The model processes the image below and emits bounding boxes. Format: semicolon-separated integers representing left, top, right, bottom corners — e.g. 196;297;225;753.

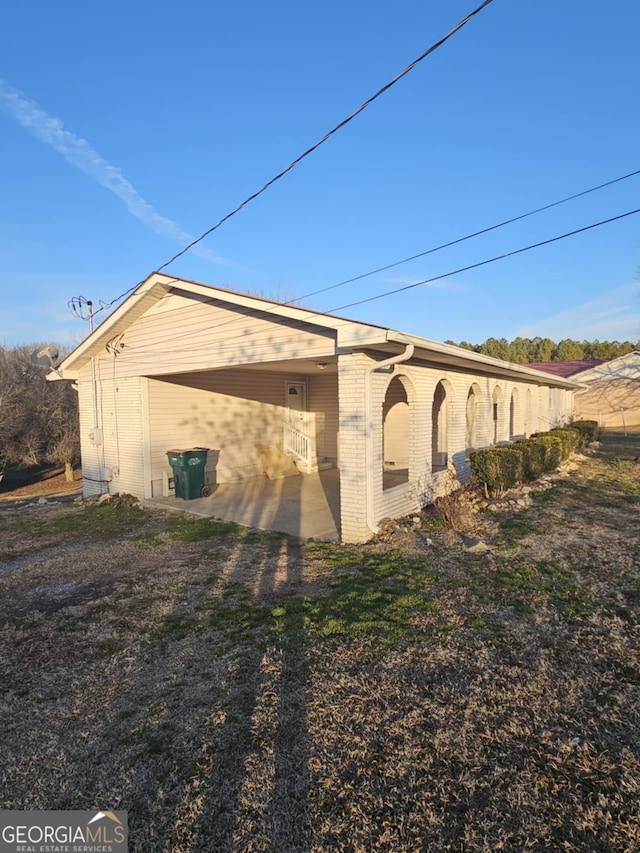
286;383;306;431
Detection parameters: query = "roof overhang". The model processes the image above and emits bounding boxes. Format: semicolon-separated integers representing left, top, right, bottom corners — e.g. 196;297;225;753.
51;272;582;389
52;272;357;379
340;328;582;388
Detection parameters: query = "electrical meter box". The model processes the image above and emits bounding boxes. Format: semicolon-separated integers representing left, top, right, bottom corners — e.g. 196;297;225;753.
88;427;103;445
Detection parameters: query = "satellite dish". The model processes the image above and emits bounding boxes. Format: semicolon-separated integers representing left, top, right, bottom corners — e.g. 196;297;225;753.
30;346;60;368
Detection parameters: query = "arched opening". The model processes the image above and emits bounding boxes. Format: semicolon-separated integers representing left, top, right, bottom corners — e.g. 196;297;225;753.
492;385;504;444
432;380;450;471
466;384;481;455
509;388;519;440
383;375;409;490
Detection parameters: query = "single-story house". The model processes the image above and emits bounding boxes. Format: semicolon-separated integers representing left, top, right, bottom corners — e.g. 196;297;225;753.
53;274;579;542
526;352;640;432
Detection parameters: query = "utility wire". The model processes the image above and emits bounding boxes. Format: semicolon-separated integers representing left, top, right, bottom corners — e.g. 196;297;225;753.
154;0;495;274
86;165;640;323
85;0;494;324
328;208;640;313
298;168;640;302
100;205;640;360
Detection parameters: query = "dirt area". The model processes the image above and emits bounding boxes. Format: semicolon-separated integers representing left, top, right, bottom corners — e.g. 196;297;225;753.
1;435;639;852
0;466;82;502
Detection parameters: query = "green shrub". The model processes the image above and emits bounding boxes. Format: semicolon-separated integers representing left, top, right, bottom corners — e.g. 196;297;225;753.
529;430;574;469
571;419;599;445
546;427;580;458
472;426;580;496
517;438;547;482
470;444;523;497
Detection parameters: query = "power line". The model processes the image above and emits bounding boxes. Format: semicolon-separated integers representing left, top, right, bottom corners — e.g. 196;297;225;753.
98;205;640;360
328;207;640;314
81;276;180;325
83;0;494;324
85;165;640;325
298;168;640;302
154;0;495;274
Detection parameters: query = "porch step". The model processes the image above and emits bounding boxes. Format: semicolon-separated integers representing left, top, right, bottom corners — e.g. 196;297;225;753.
291;456;335;472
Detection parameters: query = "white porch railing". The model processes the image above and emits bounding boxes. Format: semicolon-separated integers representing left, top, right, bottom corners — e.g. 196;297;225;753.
283;421;315;474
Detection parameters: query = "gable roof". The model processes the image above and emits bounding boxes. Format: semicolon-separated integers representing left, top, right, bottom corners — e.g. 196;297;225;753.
567;350;640;383
55;273;581;388
523;359;611;378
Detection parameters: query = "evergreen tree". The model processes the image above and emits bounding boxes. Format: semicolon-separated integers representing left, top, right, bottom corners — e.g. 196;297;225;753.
552;339;584;361
481;337;511;360
533;337;555;362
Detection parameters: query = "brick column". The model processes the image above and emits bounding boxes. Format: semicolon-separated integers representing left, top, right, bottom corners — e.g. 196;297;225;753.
337;353;373;543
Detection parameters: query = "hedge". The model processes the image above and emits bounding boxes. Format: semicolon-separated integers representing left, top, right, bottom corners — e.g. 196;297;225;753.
470;426;584;497
570;420;599;445
531;428;580;462
469;445;524;497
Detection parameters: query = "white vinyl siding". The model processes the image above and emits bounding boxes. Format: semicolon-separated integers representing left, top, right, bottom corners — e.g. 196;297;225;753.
77;376;144;497
146;369;312;495
76;293;336;381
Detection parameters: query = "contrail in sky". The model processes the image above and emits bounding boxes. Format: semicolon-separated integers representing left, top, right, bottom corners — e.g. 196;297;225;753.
0;78;230;265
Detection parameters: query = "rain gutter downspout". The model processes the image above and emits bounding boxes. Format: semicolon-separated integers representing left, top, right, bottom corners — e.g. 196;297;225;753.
365;343;415;535
91;356;99;431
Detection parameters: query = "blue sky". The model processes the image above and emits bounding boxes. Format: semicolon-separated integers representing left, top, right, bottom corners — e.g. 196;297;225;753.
1;0;639;349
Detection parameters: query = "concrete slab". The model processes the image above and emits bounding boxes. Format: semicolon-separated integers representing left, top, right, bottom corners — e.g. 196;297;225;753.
145;468;341;541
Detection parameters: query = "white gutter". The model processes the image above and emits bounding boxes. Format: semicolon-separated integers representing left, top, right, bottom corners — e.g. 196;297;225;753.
386;330;581;389
365;343;415;536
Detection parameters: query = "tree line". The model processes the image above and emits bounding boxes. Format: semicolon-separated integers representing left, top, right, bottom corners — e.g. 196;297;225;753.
0;344;79;481
444;337;639;364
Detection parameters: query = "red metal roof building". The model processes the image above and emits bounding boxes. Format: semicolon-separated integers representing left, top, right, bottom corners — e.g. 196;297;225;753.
524;359;610;378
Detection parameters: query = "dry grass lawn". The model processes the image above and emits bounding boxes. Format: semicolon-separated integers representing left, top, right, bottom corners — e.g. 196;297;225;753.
1;433;639;851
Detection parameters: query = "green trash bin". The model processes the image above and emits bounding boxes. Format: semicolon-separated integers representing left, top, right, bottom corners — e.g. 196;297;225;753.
166;448;211;500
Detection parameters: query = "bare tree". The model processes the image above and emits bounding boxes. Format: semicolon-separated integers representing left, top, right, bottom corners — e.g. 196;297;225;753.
0;344;79;480
45;379;80;480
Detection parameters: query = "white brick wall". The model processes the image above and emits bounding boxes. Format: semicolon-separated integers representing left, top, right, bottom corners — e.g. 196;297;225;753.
337;354;575;543
337;353;371;543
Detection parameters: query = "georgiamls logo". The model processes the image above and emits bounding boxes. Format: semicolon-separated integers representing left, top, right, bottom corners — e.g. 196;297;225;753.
0;809;128;851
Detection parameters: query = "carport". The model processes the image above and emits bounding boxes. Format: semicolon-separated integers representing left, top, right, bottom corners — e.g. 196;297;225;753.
146;467;341;541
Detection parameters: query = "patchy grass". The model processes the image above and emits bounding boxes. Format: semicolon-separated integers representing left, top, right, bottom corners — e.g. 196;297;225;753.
496;515;541;547
2;502;146;544
167;516;245;541
149;613;202;645
1;434;639;852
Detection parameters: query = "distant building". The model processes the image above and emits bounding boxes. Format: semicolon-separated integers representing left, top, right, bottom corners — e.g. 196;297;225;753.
526;352;640;432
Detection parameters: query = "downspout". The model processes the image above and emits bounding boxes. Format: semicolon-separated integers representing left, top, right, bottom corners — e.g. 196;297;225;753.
90;354;105;489
91;356;99;429
365;343;415;535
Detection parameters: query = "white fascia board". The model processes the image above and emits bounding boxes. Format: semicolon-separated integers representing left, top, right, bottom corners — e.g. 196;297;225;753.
336;323;390;348
386;330;582;389
336;325;582;387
